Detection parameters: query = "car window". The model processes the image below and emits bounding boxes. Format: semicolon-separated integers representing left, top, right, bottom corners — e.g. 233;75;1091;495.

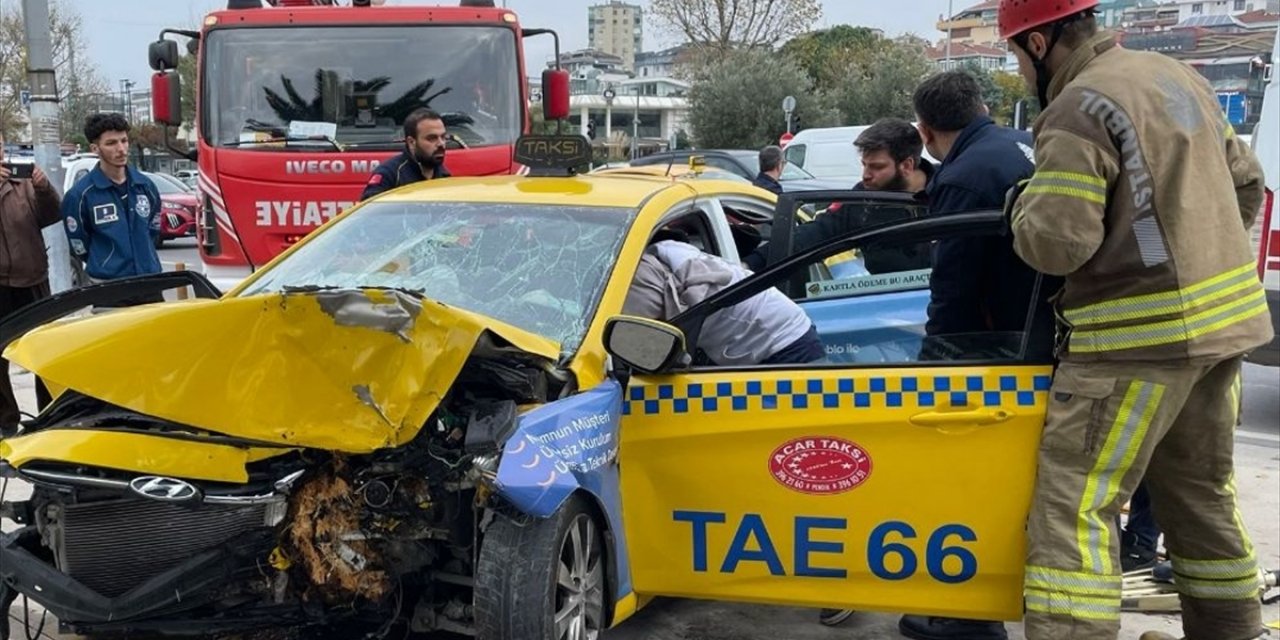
239;201;635;350
145;173;185;195
783;144;806;168
703;156;745;178
764;195;931;294
671;211;1041;366
653;205;723;256
779;162;815;181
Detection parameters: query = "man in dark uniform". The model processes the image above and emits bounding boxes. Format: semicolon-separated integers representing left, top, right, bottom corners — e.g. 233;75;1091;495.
742;119;935;276
751;145;785;195
360;108;452;201
898;70;1061;640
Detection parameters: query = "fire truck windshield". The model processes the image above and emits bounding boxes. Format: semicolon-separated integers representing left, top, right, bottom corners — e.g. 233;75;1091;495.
202;25;522;151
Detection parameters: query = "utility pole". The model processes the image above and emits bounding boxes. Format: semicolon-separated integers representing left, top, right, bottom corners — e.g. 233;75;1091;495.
630;85;639;160
120;79;139;168
22;0;72;293
944;0;954;70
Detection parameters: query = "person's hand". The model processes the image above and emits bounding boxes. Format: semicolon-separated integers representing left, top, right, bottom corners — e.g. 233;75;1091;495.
0;164;10;181
1003;178;1030;231
32;166;49;189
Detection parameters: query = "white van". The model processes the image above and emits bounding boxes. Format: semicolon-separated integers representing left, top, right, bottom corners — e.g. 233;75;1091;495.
784;124;941;185
1247;30;1279;366
783;126;869;183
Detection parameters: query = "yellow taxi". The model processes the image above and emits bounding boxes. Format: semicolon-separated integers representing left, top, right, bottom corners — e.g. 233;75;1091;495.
0;135;1053;639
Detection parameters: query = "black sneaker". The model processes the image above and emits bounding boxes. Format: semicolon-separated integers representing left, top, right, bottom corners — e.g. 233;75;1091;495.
818;608;854;626
1121;535;1159;572
899;615;1009;640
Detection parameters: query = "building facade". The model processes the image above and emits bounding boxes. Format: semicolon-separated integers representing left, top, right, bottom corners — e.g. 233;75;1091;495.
1169;0;1279;22
927;42;1008;71
936;0;1002;47
588;1;643;72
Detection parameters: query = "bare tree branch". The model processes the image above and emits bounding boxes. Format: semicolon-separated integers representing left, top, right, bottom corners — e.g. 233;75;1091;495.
0;0;109;141
650;0;821;50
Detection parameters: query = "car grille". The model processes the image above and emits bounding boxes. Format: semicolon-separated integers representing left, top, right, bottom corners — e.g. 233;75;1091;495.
59;499;266;597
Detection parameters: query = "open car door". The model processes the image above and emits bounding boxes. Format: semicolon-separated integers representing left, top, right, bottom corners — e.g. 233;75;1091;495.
614;206;1054;621
765;190;934;364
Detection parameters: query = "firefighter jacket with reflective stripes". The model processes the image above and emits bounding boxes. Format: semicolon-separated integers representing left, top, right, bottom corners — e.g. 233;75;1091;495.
1010;31;1272;363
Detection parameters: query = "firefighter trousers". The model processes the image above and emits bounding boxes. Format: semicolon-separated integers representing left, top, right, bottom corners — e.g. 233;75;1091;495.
1023;356;1263;640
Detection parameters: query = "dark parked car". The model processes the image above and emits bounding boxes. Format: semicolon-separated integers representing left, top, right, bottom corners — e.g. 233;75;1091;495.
629;149;852;192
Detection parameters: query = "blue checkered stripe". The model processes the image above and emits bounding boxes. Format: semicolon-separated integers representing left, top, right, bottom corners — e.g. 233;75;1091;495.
624;374;1052;416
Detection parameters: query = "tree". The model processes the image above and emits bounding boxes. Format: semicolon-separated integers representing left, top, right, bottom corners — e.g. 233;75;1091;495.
781;25;884;93
686;48;838;149
132;121;187;154
650;0;822;51
992;70;1037;127
959;63;1004;118
179;49;197;126
827;38;934;125
0;1;108;141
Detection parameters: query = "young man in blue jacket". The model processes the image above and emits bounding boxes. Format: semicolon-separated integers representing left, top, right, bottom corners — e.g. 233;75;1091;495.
62;113;164;305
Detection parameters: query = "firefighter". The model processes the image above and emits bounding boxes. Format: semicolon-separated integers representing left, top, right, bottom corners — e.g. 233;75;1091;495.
999;1;1272;639
360;108;452;201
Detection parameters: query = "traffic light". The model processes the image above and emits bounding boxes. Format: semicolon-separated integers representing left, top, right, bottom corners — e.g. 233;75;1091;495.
587;121;597;140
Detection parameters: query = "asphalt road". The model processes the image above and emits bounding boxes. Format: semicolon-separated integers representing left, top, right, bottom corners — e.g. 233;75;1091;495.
156;237;200;284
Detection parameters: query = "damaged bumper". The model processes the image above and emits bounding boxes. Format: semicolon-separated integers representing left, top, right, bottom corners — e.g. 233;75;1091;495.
0;526;304;635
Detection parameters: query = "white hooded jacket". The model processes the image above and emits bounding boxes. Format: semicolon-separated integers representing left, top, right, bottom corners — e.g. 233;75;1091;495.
621;240;813;366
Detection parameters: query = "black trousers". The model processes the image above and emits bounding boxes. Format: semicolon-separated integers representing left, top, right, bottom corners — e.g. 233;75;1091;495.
0;282;53;431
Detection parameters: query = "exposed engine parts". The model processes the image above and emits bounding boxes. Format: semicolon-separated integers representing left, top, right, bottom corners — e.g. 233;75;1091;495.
4;343;554;638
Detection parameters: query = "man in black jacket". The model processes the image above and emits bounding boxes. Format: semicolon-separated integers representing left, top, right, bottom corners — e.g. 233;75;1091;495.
897;70;1060;640
751;145;785;195
743;119;935;274
360;108;452;201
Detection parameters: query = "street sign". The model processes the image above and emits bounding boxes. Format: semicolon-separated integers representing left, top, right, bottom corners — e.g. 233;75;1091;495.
779;131;794;148
782;95;796;113
19;90;30;109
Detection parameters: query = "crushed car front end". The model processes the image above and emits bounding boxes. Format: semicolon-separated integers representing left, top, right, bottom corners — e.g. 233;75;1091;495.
0;287;584;637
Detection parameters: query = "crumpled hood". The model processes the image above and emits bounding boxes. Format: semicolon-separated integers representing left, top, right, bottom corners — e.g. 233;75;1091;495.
4;290;559;453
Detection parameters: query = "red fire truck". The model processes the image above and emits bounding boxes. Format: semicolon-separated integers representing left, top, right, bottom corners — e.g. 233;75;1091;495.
147;0;567;291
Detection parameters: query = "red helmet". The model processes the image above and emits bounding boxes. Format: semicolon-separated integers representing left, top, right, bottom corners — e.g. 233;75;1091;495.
998;0;1100;40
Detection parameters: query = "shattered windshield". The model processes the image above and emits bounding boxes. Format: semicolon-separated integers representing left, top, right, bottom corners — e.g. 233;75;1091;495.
239;202;634;350
202;25;521;150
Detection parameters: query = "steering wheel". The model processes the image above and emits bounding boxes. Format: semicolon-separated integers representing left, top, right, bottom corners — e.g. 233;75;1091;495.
445;133;470;151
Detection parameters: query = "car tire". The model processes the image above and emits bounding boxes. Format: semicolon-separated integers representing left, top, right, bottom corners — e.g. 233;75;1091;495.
475;495;607;640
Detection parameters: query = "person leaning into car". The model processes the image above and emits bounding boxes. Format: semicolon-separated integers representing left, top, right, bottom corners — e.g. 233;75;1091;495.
623;228;826;366
0;135;59;434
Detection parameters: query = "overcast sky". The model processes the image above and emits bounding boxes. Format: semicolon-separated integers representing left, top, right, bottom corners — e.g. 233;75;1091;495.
54;0;957;89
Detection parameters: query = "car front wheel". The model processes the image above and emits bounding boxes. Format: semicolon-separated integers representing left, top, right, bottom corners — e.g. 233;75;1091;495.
475;496;606;640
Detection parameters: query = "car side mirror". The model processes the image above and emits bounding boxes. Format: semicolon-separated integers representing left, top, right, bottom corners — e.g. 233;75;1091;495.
603;316;686;375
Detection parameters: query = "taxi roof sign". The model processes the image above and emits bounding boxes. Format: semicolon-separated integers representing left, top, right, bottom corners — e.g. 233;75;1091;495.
514;134;592;176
